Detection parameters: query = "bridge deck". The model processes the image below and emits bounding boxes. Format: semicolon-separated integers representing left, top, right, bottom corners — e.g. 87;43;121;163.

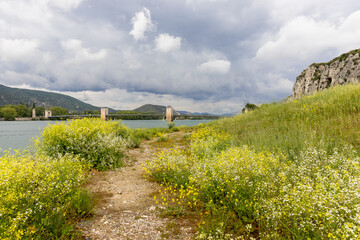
48;114;221;119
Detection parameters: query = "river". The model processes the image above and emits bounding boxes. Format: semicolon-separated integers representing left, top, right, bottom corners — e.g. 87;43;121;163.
0;119;213;151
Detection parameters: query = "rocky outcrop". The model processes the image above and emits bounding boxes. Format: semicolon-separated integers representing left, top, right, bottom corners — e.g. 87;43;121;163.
291;49;360;100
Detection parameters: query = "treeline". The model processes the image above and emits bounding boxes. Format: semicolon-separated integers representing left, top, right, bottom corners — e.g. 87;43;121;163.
0;104;69;120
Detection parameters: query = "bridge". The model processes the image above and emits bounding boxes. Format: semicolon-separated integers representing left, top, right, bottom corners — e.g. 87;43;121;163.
46;107;222;121
47;113;221;121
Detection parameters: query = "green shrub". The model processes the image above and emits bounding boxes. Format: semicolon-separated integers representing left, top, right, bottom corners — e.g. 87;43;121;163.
0;107;17;120
0;151;91;239
49;106;69;116
168;122;175;129
171;126;180;132
241;103;259;113
36;118;132;170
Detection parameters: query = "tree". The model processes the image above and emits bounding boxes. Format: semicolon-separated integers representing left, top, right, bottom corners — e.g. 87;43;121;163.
35;106;45;116
0;107;17;120
242;103;259;113
49;106;69;116
14;104;31;117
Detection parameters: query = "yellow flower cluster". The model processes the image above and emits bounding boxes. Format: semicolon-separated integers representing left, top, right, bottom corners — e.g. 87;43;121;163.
0;151;90;239
146;126;360;238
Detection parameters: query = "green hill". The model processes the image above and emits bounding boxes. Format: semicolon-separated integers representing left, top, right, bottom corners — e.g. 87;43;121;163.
133;104;167;114
0;84;99;112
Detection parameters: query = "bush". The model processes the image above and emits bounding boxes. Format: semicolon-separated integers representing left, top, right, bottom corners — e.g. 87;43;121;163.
168;122;175;129
0;107;17;120
0;151;91;239
36;118;132;170
241;103;258;113
171;126;180;132
49;106;69;116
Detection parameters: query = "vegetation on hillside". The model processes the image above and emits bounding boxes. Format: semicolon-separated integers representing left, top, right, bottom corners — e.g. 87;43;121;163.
0;84;99;112
310;48;360;67
146;84;360;239
0;104;70;120
216;84;360;158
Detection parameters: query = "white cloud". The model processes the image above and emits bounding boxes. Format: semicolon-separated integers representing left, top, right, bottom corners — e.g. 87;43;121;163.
197;59;231;74
0;71;49;87
48;0;84;11
255;11;360;69
129;7;154;41
3;0;360;114
61;39;107;61
154;33;182;53
256;77;293;95
186;0;228;5
0;38;39;62
268;0;360;24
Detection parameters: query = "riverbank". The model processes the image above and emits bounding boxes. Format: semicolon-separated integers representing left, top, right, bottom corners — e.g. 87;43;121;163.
0;119;214;152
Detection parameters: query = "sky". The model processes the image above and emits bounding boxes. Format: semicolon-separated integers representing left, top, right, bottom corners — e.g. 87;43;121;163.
1;0;360;114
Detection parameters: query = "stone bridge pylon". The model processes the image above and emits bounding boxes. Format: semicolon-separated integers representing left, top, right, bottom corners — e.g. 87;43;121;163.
166;106;174;122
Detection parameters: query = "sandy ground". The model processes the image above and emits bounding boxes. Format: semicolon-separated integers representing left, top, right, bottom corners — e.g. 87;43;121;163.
79;133;196;240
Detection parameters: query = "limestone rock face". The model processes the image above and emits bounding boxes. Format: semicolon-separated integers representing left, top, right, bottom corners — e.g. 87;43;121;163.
291;49;360;100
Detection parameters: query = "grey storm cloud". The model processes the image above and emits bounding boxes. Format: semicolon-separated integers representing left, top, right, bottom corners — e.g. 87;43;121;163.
1;0;360;113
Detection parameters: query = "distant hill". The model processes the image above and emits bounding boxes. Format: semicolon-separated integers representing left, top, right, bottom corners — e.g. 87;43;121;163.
133;104;225;116
178;110;215;116
0;84;99;112
133;104;168;114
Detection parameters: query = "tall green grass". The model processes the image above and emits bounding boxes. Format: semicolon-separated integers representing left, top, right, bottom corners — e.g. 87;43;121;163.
215;84;360;158
145;84;360;239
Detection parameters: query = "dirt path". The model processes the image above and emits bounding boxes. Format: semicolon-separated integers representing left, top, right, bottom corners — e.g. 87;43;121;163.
79;133;196;240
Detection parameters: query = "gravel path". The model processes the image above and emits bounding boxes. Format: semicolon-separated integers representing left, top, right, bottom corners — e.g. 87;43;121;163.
79;133;196;240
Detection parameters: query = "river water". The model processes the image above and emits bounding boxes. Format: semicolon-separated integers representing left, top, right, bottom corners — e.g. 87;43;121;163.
0;119;213;151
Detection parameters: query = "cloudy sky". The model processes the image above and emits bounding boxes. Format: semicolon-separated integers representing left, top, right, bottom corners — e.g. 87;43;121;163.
1;0;360;114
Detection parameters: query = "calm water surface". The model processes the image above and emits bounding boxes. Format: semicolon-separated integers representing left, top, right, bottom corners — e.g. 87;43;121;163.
0;119;213;151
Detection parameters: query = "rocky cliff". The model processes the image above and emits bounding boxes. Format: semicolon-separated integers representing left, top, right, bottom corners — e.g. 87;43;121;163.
291;49;360;100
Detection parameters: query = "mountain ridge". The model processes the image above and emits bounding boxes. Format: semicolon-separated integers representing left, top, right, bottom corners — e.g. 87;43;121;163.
0;84;228;115
0;84;100;112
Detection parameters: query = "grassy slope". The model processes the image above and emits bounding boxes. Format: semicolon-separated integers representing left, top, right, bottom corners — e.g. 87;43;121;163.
214;84;360;158
145;85;360;239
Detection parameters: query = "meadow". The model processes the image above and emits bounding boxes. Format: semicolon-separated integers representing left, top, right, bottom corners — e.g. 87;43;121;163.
146;84;360;239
